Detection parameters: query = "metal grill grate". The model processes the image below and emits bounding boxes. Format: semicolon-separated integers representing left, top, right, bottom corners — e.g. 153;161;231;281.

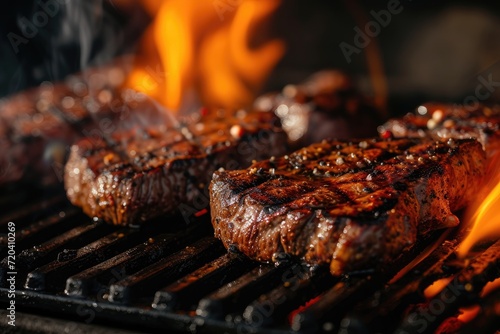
0;187;499;334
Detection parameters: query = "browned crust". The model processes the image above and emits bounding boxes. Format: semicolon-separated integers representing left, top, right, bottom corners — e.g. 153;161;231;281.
65;109;287;225
209;138;485;275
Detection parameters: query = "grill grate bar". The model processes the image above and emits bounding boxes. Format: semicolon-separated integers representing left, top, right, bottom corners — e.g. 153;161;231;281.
289;242;428;334
341;239;459;333
108;236;224;304
196;264;288;320
0;221;110;287
242;265;333;328
0;208;83;251
24;228;146;291
395;240;500;334
1;188;500;334
152;253;254;312
291;278;369;332
65;224;210;297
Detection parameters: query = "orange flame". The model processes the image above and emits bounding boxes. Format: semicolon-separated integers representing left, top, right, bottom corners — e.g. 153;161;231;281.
125;0;285;112
457;153;500;257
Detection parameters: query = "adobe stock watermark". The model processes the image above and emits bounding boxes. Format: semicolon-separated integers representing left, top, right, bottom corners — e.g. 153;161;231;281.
339;0;408;64
455;61;500;111
7;0;69;54
213;0;243;21
395;276;470;334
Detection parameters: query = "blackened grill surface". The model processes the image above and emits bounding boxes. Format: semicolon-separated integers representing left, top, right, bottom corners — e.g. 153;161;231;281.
1;187;499;334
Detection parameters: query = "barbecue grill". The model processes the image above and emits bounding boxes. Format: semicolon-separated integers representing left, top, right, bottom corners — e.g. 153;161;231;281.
2;1;500;333
1;184;499;334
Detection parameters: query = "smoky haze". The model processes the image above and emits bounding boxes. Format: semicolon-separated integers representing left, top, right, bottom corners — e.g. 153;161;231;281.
0;0;149;98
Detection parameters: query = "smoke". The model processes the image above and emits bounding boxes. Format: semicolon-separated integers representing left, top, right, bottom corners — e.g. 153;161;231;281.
65;0;139;72
0;0;149;97
58;0;125;73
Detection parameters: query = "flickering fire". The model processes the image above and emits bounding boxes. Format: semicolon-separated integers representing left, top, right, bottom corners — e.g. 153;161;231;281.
126;0;285;112
425;277;500;323
457;153;500;258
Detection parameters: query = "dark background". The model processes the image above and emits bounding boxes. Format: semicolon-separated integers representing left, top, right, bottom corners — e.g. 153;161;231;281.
1;0;499;115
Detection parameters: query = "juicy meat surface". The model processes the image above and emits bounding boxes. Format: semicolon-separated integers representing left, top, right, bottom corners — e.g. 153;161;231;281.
65;109;287;226
209;138;485;275
379;103;500;158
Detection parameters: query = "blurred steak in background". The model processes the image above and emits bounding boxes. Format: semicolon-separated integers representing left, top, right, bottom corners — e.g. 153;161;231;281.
379;102;500;159
256;70;382;147
0;60;132;186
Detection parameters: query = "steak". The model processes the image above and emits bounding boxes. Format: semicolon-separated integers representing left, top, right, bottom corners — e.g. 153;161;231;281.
255;70;381;147
209;137;485;275
379;103;500;158
65;109;287;226
0;61;129;186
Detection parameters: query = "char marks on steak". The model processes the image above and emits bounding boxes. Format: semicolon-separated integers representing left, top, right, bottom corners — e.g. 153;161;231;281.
209;138;485;275
379;103;500;158
65;109;287;226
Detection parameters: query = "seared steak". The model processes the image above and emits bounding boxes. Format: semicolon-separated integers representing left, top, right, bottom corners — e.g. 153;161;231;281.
209;138;485;275
379;103;500;158
65;109;287;226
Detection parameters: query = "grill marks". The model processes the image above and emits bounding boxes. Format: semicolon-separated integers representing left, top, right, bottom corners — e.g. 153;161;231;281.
255;142;399;204
222;139;451;217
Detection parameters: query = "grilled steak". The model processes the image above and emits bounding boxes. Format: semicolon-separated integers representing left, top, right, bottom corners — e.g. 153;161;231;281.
0;62;129;186
209;137;485;275
255;70;382;147
65;109;287;226
379;103;500;158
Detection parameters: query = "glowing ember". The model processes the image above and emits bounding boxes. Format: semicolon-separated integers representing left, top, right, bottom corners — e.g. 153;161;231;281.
424;275;500;324
456;277;500;323
457;154;500;257
288;295;321;325
456;305;480;323
423;277;454;299
126;0;285;112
